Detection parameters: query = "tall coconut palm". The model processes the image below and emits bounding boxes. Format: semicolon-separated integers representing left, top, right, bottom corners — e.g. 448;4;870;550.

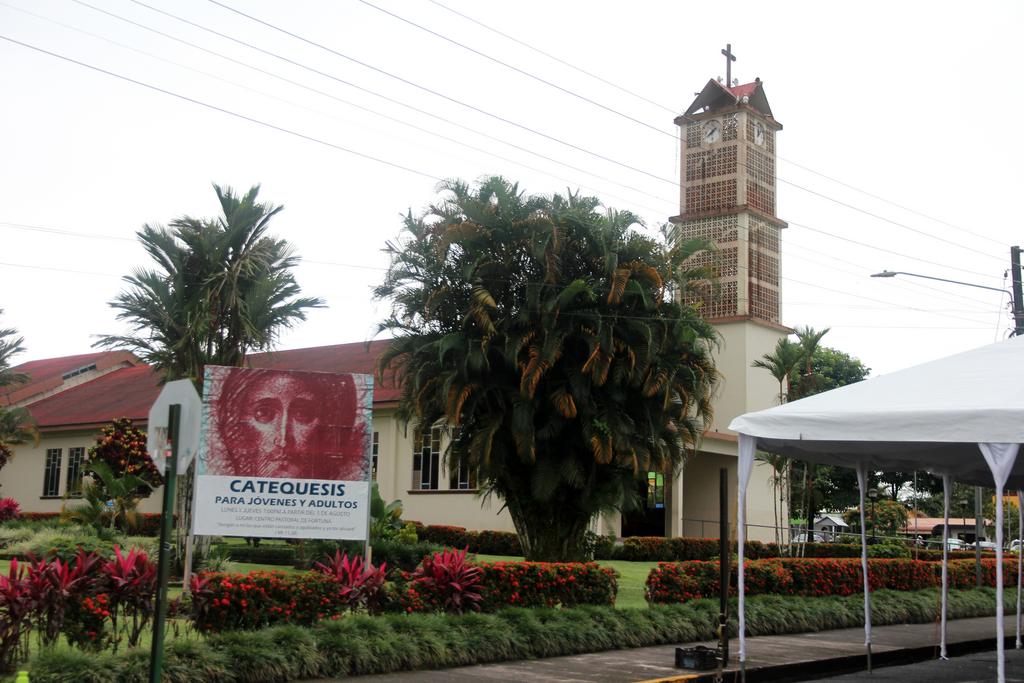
376;177;720;561
95;184;324;387
752;337;803;404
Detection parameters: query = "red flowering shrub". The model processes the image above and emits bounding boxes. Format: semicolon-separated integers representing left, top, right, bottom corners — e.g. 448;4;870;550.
0;499;20;523
645;558;968;604
945;559;1017;588
476;561;617;610
313;550;388;614
62;592;112;651
86;418;163;498
188;570;346;632
407;548;482;614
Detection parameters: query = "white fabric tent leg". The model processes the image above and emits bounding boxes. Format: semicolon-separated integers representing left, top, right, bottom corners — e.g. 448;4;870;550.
737;434;755;673
978;442;1020;683
1017;489;1023;650
856;463;872;671
940;473;952;659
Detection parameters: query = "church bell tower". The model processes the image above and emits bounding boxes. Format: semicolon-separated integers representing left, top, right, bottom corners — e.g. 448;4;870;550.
672;48;785;325
661;48;789;542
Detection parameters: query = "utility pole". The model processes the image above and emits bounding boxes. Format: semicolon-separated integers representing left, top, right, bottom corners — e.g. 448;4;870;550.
1010;246;1023;336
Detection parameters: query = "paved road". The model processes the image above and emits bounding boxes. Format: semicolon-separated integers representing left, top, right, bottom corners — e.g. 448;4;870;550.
804;648;1024;682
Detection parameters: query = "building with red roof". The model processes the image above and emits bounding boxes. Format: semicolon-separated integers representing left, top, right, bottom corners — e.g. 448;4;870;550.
0;340;512;531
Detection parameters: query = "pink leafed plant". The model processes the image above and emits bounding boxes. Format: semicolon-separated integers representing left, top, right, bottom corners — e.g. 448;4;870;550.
313;550;388;614
411;547;482;614
0;559;32;673
0;498;20;523
102;546;157;649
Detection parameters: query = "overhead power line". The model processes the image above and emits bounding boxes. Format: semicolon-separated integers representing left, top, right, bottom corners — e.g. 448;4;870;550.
0;34;442;181
61;0;670;211
416;1;1006;255
182;0;677;186
98;0;1008;267
777;177;1004;264
426;0;677;114
777;157;1006;249
355;0;676;139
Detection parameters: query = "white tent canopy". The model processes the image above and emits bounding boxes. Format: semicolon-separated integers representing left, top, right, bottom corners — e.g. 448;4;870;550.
729;335;1024;682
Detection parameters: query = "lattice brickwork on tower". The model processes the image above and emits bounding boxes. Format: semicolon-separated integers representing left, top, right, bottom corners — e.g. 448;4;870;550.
677;215;740;319
748;215;780;322
685;179;737;214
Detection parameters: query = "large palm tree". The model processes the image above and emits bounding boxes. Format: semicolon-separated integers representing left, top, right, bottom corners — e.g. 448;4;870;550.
95;184;324;387
375;177;720;561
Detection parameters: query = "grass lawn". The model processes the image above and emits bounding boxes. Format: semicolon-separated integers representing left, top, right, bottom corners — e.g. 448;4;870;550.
474;554;656;609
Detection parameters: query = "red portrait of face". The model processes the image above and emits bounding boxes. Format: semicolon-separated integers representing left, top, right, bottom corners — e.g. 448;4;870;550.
205;367;369;481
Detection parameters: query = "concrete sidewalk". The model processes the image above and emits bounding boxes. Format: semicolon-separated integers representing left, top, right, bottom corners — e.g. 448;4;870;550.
351;615;1020;682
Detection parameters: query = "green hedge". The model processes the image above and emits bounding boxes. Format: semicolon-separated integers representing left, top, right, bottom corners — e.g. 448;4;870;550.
29;588;1014;682
218;544;296;566
411;523;523;556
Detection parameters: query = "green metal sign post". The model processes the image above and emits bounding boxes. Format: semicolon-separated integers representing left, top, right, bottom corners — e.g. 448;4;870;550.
149;403;180;683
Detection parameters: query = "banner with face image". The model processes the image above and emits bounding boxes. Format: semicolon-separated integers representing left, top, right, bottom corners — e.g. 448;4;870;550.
192;366;373;540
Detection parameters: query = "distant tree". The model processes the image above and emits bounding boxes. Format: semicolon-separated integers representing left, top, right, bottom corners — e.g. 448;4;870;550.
0;311;36;477
0;309;28;389
844;497;908;541
791;346;870;398
375;177;719;561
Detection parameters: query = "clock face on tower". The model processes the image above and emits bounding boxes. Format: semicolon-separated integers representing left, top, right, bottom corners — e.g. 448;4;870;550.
703;120;721;145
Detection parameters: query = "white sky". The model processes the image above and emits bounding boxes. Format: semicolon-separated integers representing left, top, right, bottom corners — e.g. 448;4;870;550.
2;0;1022;377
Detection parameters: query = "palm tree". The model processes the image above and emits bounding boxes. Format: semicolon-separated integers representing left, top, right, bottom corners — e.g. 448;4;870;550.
376;177;720;561
790;326;830;552
0;310;27;391
95;184;323;566
752;337;803;404
95;184;324;387
790;325;831;399
62;461;148;534
0;312;34;476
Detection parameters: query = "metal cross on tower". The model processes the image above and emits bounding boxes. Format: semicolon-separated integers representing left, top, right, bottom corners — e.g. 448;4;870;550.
721;44;736;86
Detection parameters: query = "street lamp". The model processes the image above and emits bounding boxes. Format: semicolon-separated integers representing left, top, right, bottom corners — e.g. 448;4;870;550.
874;266;1022;584
870;270;1010;294
867;488;879;543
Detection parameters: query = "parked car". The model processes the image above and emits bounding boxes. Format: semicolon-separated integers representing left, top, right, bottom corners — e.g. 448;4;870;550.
791;532;827;543
967;540;997;550
1010;539;1022;553
928;538;966;551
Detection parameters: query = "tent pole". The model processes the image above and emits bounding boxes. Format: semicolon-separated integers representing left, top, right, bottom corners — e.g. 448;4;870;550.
940;474;951;659
856;463;872;674
978;442;1020;683
1017;489;1022;650
736;435;755;683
